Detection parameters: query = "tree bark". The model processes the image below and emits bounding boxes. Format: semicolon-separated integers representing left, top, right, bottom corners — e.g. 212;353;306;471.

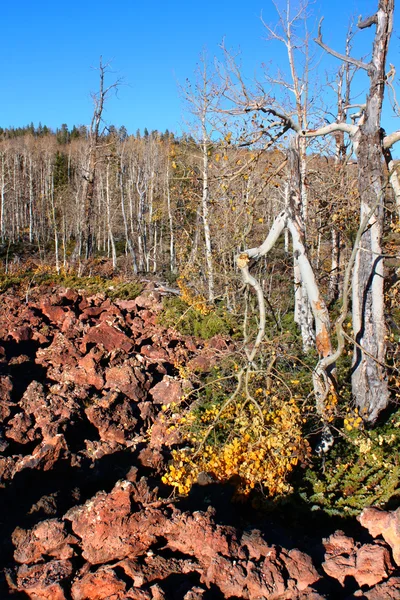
351;1;392;422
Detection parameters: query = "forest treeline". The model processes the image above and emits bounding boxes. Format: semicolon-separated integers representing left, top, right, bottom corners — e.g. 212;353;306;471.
0;123;363;290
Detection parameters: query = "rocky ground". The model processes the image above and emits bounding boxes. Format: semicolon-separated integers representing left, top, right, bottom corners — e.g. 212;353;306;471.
0;283;399;599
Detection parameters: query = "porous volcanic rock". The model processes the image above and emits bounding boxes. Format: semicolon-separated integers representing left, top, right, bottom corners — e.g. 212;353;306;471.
2;283;400;600
359;507;400;566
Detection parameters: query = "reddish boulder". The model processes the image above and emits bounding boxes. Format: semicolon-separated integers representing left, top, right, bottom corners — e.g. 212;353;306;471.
323;531;394;588
322;532;356;585
149;376;183;406
71;566;138;600
13;519;78;564
40;301;70;325
85;391;138;444
362;576;400;599
81;321;133;353
65;480;168;564
115;299;138;312
134;292;163;312
355;543;394;587
359;507;400;566
6;411;37;444
141;344;169;361
36;333;81;368
105;364;146;401
0;375;13;420
9;325;33;342
14;434;68;474
15;559;73;600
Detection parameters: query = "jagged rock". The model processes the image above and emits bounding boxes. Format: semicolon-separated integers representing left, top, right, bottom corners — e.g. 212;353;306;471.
15;559;73;599
81;321;134;353
0;375;13;423
105;364;146;401
322;531;394;588
13;519;78;564
71;566;140;600
14;434;68;474
362;576;400;599
65;480;168;564
149;375;183;405
84;391;138;444
359;507;400;566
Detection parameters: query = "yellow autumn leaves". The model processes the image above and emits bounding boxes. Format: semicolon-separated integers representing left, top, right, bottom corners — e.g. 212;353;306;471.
162;392;311;496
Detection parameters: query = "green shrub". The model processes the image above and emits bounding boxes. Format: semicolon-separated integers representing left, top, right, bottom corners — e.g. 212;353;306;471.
300;407;400;515
158;297;241;339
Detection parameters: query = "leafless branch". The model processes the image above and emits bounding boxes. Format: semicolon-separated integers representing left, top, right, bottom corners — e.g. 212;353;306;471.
315;18;370;72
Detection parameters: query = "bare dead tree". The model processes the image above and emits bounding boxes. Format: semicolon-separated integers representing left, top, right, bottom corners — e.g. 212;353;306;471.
223;0;399;422
81;57;122;260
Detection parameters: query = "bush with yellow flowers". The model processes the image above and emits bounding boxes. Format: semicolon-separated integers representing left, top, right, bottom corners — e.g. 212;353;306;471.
161;381;311;497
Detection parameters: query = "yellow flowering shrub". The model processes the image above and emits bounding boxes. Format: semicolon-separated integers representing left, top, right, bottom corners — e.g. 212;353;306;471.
161;388;311;496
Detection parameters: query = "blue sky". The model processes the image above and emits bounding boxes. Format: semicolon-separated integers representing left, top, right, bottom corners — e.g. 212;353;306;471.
1;0;398;136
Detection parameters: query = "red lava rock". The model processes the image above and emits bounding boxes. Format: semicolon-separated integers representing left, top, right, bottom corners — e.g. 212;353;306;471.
14;434;68;474
187;353;214;373
323;531;394;588
6;411;37;444
65;480;168;564
362;576;400;599
149;376;183;405
138;446;165;472
116;299;138;312
13;519;78;564
71;566;139;600
59;288;80;304
105;364;146;401
359;507;400;566
322;531;356;585
355;543;394;587
117;555;200;589
0;375;13;420
140;309;157;325
81;321;134;353
183;588;207;600
0;456;17;483
149;419;181;449
9;325;33;342
61;313;80;334
79;305;106;320
85;391;138;444
281;548;321;592
134;292;163;312
40;301;69;325
16;559;73;600
14;380;80;438
36;333;81;368
141;344;169;361
76;351;105;389
166;509;240;560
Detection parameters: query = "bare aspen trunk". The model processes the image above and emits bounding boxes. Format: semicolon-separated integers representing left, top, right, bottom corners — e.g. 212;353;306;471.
287;145;315;350
29;158;34;243
329;228;341;302
49;172;60;273
0;153;6;243
351;1;392;422
201;128;215;302
105;162;117;271
165;161;175;273
120;165;138;273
